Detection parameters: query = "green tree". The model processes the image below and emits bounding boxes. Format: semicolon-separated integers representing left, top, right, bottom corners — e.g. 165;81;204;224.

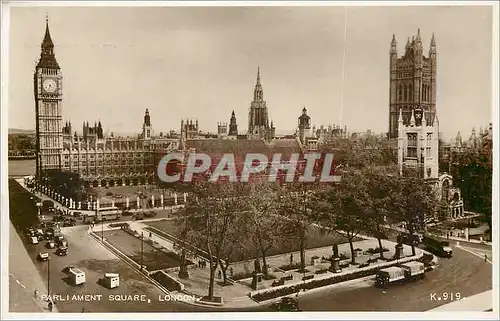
279;183;319;272
176;182;243;300
240;181;285;278
391;167;437;256
362;166;399;258
315;169;367;264
451;150;492;232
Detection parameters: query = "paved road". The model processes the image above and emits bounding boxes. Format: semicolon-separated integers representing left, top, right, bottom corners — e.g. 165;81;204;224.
9;223;54;313
293;243;492;311
22;226;220;312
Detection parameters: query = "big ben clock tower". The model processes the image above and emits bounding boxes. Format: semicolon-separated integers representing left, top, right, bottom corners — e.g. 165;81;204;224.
34;18;63;178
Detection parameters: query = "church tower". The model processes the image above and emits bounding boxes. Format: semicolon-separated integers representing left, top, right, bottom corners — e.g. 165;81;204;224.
298;106;311;144
228;110;238;136
389;29;437;139
142;108;153;139
34;17;63;178
248;67;270;139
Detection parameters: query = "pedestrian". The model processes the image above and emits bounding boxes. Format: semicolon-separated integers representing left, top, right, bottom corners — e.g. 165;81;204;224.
33;289;39;299
229;267;234;277
218;270;222;280
484;254;488;262
48;301;53;312
81;308;85;313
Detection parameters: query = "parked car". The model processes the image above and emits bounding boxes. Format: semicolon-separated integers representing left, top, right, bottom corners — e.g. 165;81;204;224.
45;230;54;240
46;241;56;249
55;246;68;256
30;236;39;245
56;239;68;248
37;252;50;261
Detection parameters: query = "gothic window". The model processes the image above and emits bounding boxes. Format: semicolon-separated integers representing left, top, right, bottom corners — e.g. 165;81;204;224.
398;84;403;101
407;133;417;158
403;84;407;101
409;84;413;102
426;133;432;157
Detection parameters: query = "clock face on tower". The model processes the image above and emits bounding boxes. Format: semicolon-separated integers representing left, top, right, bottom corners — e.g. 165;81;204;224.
42;78;57;93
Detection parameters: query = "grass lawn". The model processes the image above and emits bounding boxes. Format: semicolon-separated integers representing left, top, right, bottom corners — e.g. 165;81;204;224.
146;219;361;262
102;229;185;271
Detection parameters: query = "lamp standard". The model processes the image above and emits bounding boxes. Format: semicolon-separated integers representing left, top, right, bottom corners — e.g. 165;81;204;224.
47;256;51;297
140;232;144;271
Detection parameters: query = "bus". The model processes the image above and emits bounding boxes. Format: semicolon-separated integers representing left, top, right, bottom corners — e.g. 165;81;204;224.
83;207;121;223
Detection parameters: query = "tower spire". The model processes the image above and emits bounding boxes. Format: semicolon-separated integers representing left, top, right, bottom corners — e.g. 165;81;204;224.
253;66;263;101
37;16;59;69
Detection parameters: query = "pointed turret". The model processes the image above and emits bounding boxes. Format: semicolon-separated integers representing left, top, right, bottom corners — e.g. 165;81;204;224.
455;131;462;147
390;34;397;54
410;109;416;126
36;17;60;69
405;37;410;50
429;32;436;55
416;28;422;43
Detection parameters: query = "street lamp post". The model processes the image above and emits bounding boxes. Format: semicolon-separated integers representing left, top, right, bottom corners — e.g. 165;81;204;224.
140;232;144;271
47;257;51;298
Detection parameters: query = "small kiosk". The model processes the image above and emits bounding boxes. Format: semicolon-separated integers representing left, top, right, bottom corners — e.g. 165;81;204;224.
68;268;86;285
100;273;120;289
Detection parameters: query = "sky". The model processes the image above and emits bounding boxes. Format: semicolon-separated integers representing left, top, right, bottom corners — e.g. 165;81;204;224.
7;4;494;141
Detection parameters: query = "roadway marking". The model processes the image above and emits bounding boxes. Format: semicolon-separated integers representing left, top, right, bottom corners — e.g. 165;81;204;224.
456;245;492;264
10;273;27;289
16;279;27;289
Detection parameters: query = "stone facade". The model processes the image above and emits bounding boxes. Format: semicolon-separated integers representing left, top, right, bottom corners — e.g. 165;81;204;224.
389;29;437;139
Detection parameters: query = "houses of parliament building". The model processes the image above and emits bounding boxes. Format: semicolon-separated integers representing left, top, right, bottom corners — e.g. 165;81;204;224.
34;20;349;188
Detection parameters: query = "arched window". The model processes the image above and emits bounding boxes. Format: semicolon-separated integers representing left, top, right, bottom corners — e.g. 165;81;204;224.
409;84;413;102
427;85;431;101
398;84;403;101
403;84;407;101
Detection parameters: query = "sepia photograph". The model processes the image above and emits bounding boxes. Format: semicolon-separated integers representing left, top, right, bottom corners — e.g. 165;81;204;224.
1;1;498;319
